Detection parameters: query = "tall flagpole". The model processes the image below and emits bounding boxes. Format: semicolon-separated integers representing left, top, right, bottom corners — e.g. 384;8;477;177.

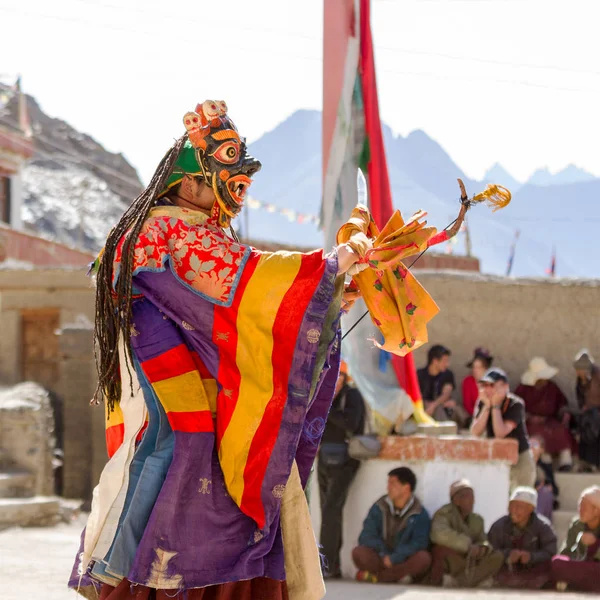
506;229;520;276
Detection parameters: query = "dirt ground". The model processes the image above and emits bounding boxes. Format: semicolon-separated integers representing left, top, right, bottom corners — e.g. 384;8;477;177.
0;516;589;600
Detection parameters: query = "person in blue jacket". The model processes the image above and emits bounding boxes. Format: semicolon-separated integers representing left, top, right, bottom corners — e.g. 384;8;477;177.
352;466;431;583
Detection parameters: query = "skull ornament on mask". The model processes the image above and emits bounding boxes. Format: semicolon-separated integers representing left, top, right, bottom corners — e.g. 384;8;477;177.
183;100;261;229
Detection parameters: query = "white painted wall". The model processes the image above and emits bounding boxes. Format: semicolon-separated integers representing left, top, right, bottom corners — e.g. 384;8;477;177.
310;457;511;578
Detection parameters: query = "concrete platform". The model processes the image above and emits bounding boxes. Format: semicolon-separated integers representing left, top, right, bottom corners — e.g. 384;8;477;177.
312;435;518;578
551;472;599;545
0;470;35;498
555;472;599;511
0;496;60;528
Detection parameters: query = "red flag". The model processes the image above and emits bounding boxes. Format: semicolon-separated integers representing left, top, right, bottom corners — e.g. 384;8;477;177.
546;247;556;277
358;0;422;405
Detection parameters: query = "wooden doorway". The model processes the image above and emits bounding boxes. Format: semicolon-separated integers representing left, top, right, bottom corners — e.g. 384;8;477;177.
0;177;11;224
21;309;60;390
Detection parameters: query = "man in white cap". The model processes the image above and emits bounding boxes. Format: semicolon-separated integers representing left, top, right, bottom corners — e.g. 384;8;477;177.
515;357;575;472
488;486;557;589
552;485;600;592
429;479;504;587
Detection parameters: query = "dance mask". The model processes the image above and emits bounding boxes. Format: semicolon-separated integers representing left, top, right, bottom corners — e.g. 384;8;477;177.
179;100;262;229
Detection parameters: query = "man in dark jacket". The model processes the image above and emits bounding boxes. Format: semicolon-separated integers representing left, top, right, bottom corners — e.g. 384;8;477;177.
488;486;557;589
352;467;431;583
317;361;365;579
430;479;504;587
417;344;468;428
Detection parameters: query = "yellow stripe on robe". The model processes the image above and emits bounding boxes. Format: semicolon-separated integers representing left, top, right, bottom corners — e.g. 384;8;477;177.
152;370;213;413
217;252;302;508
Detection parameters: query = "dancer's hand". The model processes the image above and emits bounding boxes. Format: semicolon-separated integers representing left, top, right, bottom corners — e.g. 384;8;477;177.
581;532;597;546
341;286;362;313
382;555;393;568
507;549;521;564
337;243;361;274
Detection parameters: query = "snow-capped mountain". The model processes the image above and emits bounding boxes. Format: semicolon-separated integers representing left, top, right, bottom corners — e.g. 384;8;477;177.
10;92;600;278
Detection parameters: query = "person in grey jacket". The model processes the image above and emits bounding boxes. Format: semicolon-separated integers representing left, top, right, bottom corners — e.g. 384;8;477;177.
488;486;557;589
352;467;431;583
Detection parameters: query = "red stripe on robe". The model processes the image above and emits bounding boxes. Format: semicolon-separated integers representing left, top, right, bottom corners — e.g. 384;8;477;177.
141;344;197;383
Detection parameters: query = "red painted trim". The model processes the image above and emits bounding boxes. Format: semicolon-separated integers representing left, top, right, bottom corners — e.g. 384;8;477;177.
0;129;34;158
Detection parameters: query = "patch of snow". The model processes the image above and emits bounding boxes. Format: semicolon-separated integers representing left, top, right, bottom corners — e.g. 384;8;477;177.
0;258;35;270
0;382;50;411
22;163;128;252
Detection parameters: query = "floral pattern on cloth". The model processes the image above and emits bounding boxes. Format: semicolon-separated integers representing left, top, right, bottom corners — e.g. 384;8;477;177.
113;206;251;307
337;205;440;356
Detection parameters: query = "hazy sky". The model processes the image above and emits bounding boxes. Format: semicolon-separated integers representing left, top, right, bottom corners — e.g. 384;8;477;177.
1;0;599;184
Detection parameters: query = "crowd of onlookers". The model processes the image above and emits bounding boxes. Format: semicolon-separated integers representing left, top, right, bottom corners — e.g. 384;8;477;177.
418;345;600;473
352;469;600;592
317;345;600;591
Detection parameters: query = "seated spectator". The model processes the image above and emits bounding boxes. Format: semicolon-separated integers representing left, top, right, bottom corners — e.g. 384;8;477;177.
429;479;504;587
470;368;536;490
418;344;469;429
352;467;431;584
531;436;559;521
488;486;557;589
574;350;600;472
515;357;576;472
318;361;365;579
461;347;493;417
552;485;600;592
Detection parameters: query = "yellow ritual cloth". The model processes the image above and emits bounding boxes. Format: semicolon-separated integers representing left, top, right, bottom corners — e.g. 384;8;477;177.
337;205;440;355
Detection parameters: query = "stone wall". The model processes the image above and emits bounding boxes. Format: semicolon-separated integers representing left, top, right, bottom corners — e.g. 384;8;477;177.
408;271;600;405
0;382;55;496
1;267;598;502
0;268;101;501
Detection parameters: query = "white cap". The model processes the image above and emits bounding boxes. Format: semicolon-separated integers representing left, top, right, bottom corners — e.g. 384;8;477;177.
510;486;538;508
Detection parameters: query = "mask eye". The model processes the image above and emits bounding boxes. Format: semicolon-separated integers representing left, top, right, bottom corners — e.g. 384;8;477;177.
211;141;239;164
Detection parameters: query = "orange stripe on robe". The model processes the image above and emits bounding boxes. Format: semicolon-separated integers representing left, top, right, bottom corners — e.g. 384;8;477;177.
105;402;125;459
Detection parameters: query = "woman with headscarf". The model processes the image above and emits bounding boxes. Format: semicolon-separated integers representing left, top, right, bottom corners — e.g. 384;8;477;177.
514;358;576;472
574;350;600;471
461;348;493;417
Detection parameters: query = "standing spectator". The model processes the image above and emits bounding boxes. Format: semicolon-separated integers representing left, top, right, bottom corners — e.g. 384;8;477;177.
429;479;504;587
515;357;575;472
352;467;431;584
471;368;536;490
574;350;600;472
318;361;365;579
531;436;559;521
488;486;557;589
418;344;468;428
552;486;600;592
461;347;493;417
